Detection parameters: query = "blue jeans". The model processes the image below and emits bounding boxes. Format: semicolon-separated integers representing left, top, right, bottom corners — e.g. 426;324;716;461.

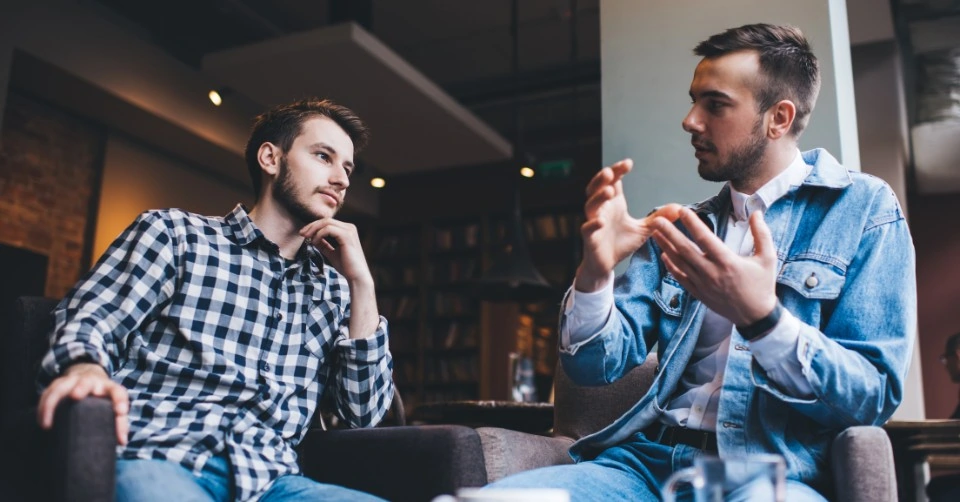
115;455;385;502
486;433;827;501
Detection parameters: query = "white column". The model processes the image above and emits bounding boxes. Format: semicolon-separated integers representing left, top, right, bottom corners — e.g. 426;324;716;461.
601;0;859;211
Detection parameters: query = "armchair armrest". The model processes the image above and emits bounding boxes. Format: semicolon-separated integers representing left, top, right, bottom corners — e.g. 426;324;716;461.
299;425;487;502
1;397;115;502
476;427;574;483
831;425;896;502
53;397;117;502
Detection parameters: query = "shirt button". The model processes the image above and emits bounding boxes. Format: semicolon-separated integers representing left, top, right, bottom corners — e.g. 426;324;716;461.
275;312;283;321
669;295;680;309
260;361;270;372
805;273;819;289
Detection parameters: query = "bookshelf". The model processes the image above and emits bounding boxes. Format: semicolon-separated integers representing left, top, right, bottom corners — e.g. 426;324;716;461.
366;206;583;414
422;219;483;406
367;224;423;408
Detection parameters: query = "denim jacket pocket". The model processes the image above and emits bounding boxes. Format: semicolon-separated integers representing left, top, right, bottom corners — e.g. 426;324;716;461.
777;258;845;300
653;275;687;316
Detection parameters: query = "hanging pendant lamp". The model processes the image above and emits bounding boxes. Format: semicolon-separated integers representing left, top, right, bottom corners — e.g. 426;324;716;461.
472;191;554;302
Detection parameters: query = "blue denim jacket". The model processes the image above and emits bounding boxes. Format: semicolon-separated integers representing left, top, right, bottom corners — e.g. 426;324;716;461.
559;149;917;491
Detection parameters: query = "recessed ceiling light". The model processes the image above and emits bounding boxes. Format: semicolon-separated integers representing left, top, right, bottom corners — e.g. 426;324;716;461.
370;177;386;188
519;166;535;178
208;90;223;106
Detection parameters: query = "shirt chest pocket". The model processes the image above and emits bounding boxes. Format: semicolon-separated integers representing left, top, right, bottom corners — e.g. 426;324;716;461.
302;299;342;364
777;258;846;327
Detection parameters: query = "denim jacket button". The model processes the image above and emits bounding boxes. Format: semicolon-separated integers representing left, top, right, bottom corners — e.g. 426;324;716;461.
805;273;819;289
669;295;680;308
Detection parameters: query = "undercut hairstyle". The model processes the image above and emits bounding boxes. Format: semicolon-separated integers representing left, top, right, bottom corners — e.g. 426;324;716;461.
244;98;369;198
946;332;960;354
694;23;821;137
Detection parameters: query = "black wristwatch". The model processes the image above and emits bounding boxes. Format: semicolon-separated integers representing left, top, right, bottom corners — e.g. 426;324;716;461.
736;301;784;340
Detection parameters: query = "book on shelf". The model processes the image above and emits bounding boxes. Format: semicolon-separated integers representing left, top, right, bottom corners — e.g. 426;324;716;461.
375;231;419;258
379;295;419;320
440;321;479;349
433;222;481;251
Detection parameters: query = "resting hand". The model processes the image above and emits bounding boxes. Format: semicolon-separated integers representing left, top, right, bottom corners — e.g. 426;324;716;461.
37;362;129;445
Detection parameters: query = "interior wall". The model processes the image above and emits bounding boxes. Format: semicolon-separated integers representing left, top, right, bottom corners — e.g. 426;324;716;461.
911;198;960;419
0;91;104;299
94;134;252;261
851;39;928;419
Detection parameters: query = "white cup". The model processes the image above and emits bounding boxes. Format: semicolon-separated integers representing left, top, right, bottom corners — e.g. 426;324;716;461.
432;488;570;502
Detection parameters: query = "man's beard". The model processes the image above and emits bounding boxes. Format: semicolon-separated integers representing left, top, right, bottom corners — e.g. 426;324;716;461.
272;156;342;226
697;117;767;184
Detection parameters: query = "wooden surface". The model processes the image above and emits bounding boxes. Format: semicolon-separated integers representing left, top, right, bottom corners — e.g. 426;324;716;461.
412;400;554;434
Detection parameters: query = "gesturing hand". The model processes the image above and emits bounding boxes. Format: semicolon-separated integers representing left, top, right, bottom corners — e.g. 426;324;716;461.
576;158;683;292
299;219;372;284
650;207;778;326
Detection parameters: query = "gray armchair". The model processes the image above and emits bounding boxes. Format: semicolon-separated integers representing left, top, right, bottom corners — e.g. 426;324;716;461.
0;297;488;502
475;353;898;501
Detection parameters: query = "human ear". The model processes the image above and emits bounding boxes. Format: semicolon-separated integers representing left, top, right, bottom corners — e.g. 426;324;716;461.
257;143;282;176
766;100;796;139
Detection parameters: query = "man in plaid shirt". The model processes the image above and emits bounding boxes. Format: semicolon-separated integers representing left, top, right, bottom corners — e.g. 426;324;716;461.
36;99;394;501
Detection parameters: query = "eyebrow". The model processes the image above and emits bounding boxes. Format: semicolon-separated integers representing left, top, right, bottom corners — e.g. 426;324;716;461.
689;89;733;101
310;143;355;171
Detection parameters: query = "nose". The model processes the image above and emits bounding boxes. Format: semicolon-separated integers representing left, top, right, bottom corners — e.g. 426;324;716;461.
682;107;702;134
331;165;350;189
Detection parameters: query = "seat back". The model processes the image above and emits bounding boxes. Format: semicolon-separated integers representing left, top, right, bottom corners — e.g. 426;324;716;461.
2;296;59;417
552;352;658;440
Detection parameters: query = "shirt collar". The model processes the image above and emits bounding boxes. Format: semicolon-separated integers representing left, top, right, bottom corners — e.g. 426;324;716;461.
225;204;329;278
223;204;266;247
729;149;811;222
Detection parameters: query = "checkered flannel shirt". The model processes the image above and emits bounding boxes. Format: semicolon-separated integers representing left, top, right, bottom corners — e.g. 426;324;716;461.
38;205;394;501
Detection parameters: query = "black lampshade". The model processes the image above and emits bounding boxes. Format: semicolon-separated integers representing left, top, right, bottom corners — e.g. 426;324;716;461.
472;203;554;302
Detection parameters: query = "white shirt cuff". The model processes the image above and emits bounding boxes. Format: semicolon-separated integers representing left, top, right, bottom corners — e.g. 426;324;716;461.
748;309;814;397
561;272;615;350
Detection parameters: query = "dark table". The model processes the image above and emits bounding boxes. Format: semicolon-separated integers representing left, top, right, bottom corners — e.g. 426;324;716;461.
884;420;960;501
411;400;555;434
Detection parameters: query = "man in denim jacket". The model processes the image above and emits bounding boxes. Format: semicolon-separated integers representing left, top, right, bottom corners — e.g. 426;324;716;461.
490;23;916;501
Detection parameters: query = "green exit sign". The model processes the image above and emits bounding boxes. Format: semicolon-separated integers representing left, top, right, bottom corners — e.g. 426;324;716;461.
538;159;574;178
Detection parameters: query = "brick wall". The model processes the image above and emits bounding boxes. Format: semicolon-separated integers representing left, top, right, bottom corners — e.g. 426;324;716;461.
0;91;105;299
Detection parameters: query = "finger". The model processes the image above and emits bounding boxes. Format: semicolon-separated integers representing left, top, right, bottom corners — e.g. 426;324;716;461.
299;219;331;238
652;230;698;286
584;185;615;218
308;223;349;248
660;251;697;295
69;376;95;400
107;384;130;445
676;208;729;258
749;211;776;264
315;238;337;254
585;159;632;196
37;378;75;429
116;414;129;446
645;203;684;223
649;216;710;270
585;167;614;197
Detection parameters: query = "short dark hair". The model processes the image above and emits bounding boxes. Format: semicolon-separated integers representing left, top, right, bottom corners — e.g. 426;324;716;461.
946;332;960;354
244;98;369;198
694;23;821;137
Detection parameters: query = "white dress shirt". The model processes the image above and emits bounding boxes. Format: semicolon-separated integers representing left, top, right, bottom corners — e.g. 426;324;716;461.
562;150;815;432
